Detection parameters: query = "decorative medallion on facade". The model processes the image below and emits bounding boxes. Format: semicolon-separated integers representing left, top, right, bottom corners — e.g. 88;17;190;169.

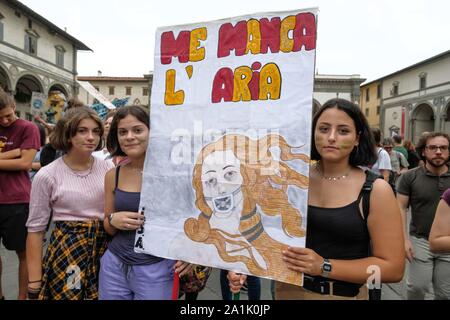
42;77;49;88
392;111;399;120
9;65;18;77
433;96;445;107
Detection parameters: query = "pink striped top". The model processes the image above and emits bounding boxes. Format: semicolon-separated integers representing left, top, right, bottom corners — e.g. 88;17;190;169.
27;157;114;232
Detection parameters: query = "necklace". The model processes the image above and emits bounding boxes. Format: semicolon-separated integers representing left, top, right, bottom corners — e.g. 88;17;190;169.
127;166;143;174
63;156;94;179
315;162;351;181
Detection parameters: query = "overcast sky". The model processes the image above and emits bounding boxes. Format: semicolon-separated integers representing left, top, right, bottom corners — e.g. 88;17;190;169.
20;0;450;83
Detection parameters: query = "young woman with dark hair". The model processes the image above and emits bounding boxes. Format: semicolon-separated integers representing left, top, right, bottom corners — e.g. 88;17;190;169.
228;98;405;300
93;110;116;164
100;105;193;300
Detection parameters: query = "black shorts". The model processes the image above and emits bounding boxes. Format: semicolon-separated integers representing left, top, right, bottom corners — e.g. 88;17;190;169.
0;204;29;252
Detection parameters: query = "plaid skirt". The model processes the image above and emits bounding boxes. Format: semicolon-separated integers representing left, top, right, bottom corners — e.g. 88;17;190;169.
39;220;108;300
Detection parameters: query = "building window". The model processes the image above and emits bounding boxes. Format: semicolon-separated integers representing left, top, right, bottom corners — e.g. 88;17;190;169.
419;73;427;90
376;106;380;115
392;82;399;96
365;108;369;117
365;88;370;102
55;46;65;68
25;33;38;55
126;87;132;95
0;21;4;41
420;77;426;90
143;87;149;96
377;84;381;99
109;86;115;95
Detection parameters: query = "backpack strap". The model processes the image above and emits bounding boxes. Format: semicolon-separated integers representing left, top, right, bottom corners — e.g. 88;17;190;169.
114;165;122;190
357;170;382;220
358;169;383;301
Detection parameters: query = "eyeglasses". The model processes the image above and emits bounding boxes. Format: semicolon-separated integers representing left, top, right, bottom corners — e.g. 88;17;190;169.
425;145;449;152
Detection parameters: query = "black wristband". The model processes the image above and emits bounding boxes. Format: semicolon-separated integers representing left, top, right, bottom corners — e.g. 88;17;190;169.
27;291;40;300
27;287;41;300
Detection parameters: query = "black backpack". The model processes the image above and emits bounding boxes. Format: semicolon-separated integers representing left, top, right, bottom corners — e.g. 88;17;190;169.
38;143;64;237
40;143;63;167
358;169;383;300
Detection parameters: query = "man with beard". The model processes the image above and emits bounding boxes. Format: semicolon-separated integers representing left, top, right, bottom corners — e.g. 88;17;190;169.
397;132;450;300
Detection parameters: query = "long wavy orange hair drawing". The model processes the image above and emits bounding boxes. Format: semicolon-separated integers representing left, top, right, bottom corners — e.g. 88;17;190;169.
184;134;310;284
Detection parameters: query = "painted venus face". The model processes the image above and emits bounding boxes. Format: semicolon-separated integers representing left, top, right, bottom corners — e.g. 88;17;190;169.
201;150;244;218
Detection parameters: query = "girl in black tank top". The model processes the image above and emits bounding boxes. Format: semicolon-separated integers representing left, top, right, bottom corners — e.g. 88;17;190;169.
276;99;405;300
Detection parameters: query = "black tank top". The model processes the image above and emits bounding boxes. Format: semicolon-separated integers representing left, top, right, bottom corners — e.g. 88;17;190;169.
306;200;370;261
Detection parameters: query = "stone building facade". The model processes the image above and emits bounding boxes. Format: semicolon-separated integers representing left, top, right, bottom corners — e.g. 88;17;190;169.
0;0;90;119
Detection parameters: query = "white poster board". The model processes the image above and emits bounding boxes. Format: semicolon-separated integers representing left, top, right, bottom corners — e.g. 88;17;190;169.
137;8;317;286
77;80;116;109
30;92;47;116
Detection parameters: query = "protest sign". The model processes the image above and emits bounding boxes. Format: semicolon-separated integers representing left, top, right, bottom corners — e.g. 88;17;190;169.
137;8;317;285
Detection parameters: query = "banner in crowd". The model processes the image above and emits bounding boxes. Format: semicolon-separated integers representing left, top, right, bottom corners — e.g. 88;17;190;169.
30;91;66;124
30;92;47;116
137;8;317;286
77;80;116;110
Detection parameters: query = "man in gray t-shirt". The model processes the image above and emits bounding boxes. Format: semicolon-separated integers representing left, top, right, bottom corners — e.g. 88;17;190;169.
397;132;450;300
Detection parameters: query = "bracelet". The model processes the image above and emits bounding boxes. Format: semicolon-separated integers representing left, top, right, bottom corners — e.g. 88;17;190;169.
28;280;42;284
27;285;42;290
27;287;41;300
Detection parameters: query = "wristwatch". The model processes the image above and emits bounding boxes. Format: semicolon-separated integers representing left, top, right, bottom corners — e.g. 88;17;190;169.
321;258;332;277
108;213;115;227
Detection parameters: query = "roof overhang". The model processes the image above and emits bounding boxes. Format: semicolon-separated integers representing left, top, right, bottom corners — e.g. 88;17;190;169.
5;0;92;51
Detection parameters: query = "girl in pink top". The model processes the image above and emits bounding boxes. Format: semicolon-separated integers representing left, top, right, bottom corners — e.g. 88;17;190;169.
26;107;114;300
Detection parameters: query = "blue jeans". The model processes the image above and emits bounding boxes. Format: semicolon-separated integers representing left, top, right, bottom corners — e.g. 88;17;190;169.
220;269;261;300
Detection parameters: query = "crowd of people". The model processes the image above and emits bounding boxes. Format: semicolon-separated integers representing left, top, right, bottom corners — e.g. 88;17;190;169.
1;89;450;300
